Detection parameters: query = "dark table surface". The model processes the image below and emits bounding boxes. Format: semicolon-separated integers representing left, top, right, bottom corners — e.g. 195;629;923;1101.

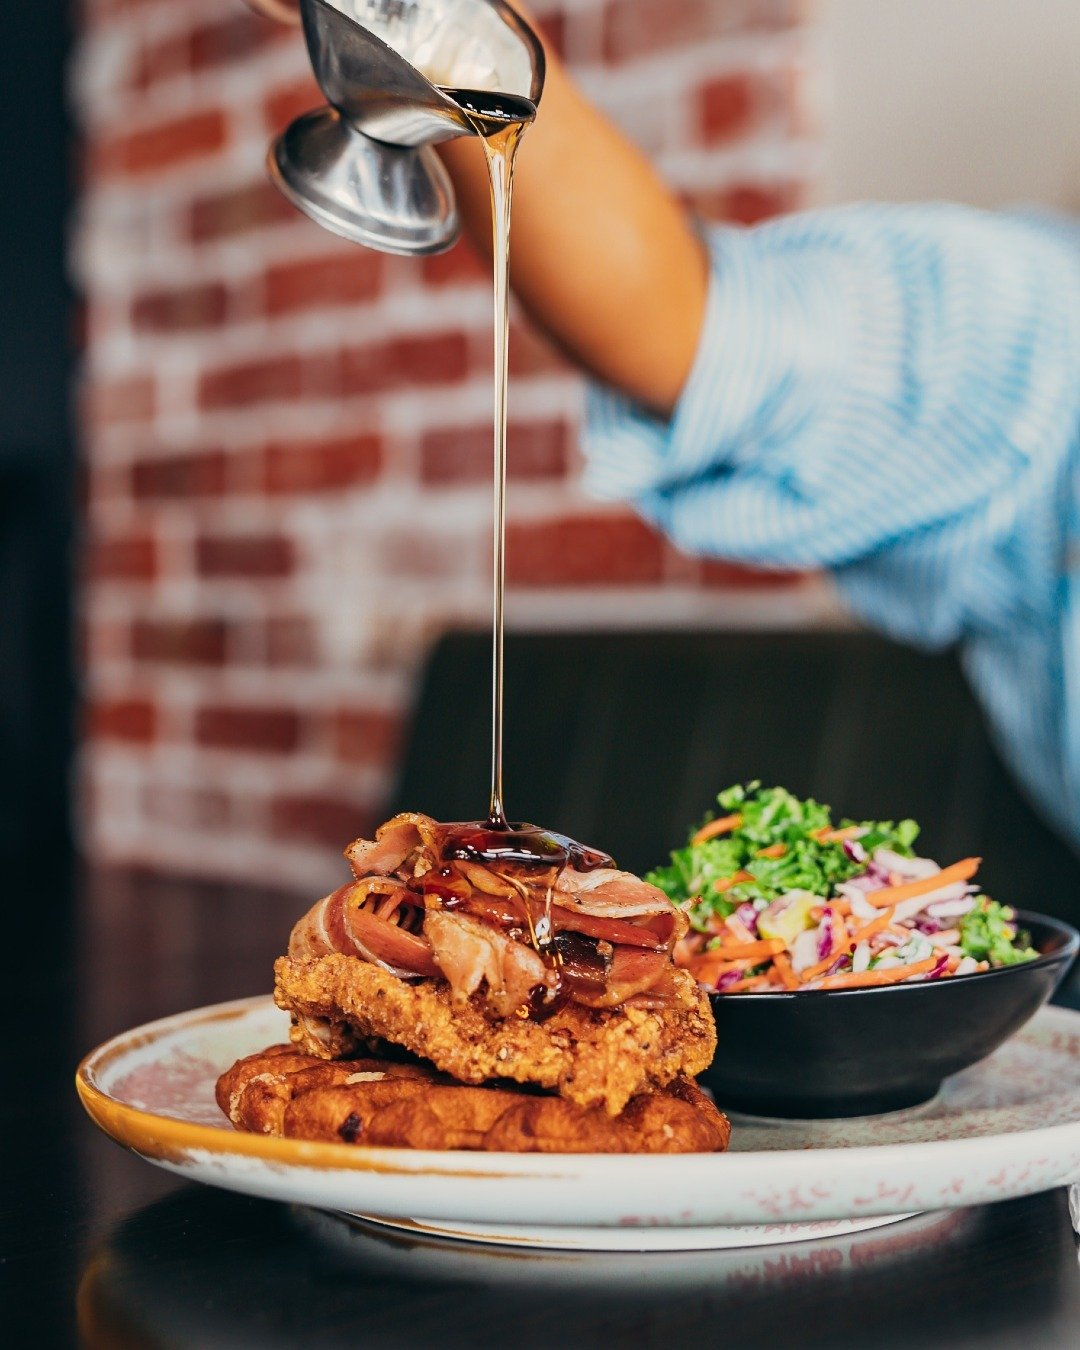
5;852;1080;1349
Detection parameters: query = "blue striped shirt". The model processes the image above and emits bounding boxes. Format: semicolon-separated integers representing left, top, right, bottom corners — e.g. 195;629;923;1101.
583;204;1080;848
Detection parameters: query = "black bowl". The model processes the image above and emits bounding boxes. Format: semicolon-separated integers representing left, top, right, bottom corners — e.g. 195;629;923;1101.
699;910;1078;1118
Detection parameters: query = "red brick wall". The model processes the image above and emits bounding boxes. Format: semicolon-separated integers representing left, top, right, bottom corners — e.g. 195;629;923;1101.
75;0;828;889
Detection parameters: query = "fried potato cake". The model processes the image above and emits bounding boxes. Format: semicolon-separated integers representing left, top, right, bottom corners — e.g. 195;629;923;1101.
480;1089;730;1154
217;1044;730;1153
215;1046;438;1135
273;953;717;1117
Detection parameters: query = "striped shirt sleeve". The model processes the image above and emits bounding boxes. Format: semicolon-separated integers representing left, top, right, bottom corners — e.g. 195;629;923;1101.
583;203;1080;649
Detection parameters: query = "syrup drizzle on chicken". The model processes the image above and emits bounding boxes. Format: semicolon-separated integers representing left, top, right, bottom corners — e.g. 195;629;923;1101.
287;813;687;1020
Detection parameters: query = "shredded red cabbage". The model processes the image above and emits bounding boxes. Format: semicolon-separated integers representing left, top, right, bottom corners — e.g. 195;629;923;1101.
816;907;835;961
735;902;759;936
926;954;950;981
845;873;887;893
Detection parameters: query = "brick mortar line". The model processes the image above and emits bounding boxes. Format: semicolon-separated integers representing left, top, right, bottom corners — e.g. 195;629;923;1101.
86;746;392;798
85;378;583;456
81;821;357;893
82;286;497;356
86;740;390;793
75;116;810;236
83;377;583;460
83;670;409;716
81;0;263;40
81;278;495;345
82;659;414;706
81;482;611;540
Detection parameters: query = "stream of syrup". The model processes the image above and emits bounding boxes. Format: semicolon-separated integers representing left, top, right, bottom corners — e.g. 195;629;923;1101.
439;99;614;851
440;87;536;834
430;89;616;1011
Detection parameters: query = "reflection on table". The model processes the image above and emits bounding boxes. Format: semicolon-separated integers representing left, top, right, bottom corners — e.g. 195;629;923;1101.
77;1186;1080;1350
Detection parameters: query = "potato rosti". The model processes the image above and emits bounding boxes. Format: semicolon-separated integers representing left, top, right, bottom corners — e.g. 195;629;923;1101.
218;1044;730;1154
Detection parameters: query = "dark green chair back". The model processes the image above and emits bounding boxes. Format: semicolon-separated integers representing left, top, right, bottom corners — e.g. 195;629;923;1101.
390;630;1080;935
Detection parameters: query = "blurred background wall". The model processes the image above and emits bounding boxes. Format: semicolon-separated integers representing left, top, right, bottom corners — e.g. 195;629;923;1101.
73;0;826;889
822;0;1080;209
68;0;1080;889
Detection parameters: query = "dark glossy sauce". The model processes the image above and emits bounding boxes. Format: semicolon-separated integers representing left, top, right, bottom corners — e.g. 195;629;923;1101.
526;932;611;1020
423;85;614;1023
441;821;614;873
437;822;616;1020
439;87;538;137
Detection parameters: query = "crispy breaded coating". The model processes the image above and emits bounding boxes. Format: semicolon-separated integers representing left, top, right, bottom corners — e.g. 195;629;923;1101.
217;1044;730;1153
273;953;716;1116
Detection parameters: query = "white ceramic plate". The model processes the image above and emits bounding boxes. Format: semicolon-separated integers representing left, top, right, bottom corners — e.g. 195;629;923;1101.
77;996;1080;1250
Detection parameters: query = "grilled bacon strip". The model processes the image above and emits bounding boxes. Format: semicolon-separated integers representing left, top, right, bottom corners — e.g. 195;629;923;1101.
289;880;440;979
285;813;685;1016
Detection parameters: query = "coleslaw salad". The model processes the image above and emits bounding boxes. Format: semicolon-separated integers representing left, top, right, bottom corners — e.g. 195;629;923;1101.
648;784;1037;994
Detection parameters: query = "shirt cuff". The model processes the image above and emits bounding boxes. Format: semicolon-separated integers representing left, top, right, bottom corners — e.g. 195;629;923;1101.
581;224;848;503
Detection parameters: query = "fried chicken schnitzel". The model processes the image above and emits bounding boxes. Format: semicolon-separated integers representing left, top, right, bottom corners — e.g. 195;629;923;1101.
275;953;714;1115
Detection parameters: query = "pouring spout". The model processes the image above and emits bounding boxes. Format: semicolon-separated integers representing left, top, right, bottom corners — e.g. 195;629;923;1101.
304;0;544;146
263;0;545;254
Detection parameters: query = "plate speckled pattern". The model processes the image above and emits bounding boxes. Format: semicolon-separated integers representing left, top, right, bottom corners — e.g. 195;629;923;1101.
76;996;1080;1246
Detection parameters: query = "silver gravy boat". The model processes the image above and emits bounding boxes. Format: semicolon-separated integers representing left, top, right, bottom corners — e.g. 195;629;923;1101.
259;0;545;254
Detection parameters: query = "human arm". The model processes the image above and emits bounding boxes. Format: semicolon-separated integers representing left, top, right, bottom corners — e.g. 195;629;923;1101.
437;22;708;419
241;0;707;415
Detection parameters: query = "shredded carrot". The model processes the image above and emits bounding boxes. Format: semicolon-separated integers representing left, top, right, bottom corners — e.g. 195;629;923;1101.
713;870;752;893
799;906;895;982
772;949;799;990
816;955;939;990
851;906;895;944
692;957;751;980
863;857;981;909
799;946;844;983
691;813;743;845
716;937;786;962
814;825;864;844
756;842;786;858
724;974;771;992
